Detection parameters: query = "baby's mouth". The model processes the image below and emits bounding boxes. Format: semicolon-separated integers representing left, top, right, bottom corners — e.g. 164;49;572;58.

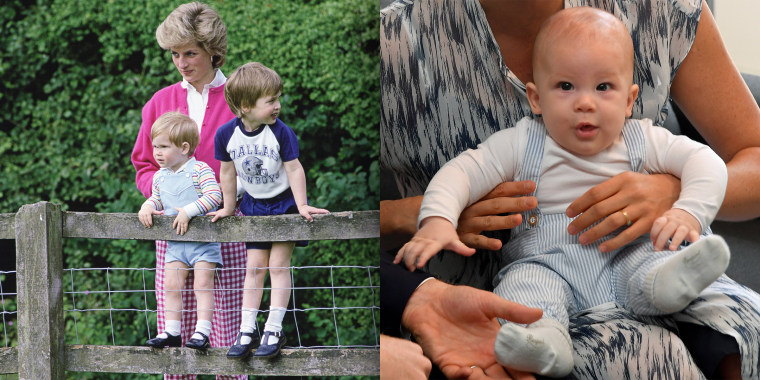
575;123;599;138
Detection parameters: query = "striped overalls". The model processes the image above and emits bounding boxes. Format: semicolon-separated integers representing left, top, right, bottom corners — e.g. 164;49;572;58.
494;120;676;326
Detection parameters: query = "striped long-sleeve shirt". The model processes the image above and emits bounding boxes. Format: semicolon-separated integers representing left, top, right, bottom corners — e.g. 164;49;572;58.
143;158;222;218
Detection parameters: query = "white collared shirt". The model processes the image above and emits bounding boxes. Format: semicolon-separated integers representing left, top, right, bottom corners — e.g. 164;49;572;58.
181;69;227;133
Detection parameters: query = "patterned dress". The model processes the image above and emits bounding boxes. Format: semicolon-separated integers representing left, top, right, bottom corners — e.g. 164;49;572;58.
381;0;760;378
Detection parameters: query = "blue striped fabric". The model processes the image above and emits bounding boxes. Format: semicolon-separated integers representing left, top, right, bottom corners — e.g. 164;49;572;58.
492;118;760;378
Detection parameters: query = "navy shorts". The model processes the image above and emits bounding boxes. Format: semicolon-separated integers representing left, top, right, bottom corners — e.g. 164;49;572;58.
239;188;308;250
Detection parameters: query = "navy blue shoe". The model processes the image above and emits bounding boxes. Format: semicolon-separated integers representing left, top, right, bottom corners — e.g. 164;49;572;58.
146;333;181;348
253;331;286;358
227;332;257;359
185;331;210;350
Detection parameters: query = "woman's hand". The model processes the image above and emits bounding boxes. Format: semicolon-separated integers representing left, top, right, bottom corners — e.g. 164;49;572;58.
456;181;537;251
566;172;680;252
380;335;432;380
380;196;424;238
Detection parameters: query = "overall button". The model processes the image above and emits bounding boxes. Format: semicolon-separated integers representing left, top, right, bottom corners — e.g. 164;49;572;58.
528;214;538;226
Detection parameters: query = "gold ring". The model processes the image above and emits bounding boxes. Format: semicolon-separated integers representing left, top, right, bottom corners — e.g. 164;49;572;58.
470;365;478;369
621;211;631;227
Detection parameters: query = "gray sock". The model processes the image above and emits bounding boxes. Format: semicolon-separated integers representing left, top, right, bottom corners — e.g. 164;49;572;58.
645;235;730;313
494;317;574;377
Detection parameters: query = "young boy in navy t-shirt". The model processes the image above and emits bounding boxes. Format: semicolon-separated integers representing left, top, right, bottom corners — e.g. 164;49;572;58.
210;62;329;359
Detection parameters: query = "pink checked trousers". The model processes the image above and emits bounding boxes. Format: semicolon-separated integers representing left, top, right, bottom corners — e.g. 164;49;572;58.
155;239;247;380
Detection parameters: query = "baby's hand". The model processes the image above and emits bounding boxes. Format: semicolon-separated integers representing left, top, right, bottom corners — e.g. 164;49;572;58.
394;217;476;271
173;207;191;235
209;207;235;222
650;208;701;251
138;205;163;228
297;204;330;222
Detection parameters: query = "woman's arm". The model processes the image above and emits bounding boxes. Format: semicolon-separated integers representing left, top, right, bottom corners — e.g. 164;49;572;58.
669;1;760;221
131;102;161;198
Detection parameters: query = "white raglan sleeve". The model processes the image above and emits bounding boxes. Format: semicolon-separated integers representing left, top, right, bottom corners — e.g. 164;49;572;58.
417;125;526;230
642;120;727;232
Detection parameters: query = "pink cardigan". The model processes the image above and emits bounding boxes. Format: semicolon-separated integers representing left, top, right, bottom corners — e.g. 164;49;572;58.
131;82;235;198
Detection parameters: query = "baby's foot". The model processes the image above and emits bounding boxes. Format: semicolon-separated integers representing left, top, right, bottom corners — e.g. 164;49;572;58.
645;234;730;313
494;318;573;377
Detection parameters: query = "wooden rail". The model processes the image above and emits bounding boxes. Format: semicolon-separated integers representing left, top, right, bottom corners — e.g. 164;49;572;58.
1;202;379;379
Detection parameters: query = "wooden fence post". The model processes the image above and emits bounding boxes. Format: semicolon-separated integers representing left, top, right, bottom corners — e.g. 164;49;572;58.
15;202;64;379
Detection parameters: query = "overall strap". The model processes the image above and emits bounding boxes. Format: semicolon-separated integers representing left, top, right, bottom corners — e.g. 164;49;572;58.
621;119;647;173
512;118;548;233
519;118;548;196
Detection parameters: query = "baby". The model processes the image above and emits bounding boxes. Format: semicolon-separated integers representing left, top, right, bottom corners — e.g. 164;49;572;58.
395;7;730;377
140;111;223;351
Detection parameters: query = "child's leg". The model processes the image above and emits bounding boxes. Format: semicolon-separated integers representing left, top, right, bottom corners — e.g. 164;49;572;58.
163;261;190;336
238;248;270;345
493;262;574;377
192;261;216;340
644;235;730;313
261;242;295;344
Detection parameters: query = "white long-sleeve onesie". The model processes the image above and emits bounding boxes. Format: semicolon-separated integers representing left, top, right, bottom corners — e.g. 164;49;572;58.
419;117;727;234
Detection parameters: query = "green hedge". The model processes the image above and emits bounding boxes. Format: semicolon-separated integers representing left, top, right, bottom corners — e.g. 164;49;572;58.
0;0;378;378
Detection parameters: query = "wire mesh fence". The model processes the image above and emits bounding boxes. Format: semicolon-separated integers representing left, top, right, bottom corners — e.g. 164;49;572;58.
0;265;379;351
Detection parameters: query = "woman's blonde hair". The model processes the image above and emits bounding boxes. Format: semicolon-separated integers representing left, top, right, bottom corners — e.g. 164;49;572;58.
151;112;200;155
225;62;283;117
155;2;227;69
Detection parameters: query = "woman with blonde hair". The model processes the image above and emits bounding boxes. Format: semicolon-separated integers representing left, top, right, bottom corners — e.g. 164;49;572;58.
131;3;246;379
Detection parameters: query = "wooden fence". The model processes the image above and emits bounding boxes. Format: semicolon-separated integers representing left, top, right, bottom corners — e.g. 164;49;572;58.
0;201;379;379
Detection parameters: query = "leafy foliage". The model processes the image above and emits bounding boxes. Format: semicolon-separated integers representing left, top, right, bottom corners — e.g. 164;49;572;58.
0;0;378;378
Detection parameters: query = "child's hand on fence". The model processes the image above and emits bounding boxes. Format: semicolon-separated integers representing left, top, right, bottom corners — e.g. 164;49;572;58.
138;205;162;228
173;207;190;235
297;204;329;222
394;217;476;271
650;208;701;251
209;207;235;222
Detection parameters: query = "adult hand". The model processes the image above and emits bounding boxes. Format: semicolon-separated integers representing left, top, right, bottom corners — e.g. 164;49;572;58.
380;196;423;238
456;181;537;251
380;334;431;380
402;279;542;380
566;172;680;252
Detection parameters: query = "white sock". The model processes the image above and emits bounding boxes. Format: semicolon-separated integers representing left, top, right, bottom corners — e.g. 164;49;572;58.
494;318;574;377
645;234;730;313
262;307;287;345
158;319;181;338
191;319;212;340
239;308;258;345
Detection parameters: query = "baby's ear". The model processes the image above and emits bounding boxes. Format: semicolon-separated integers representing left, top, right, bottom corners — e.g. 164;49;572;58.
181;142;191;155
626;84;639;117
526;82;542;115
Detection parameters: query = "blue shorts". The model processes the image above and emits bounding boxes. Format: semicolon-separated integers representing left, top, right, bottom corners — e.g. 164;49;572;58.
240;188;309;250
165;241;223;268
